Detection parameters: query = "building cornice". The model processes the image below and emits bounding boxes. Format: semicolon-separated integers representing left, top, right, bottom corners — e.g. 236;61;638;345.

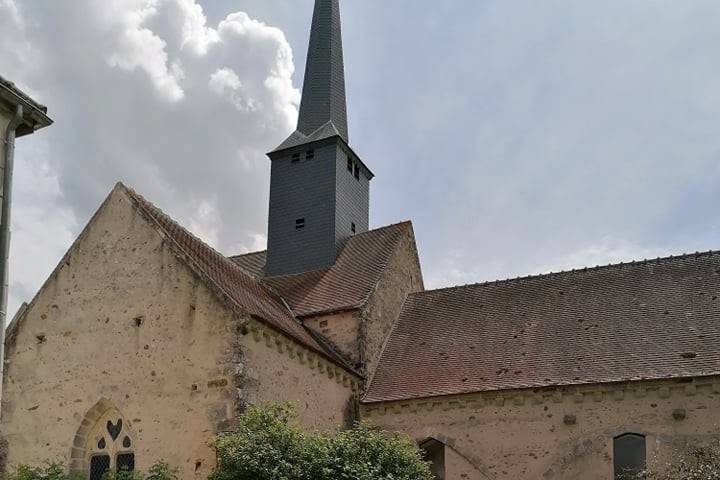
361;376;720;417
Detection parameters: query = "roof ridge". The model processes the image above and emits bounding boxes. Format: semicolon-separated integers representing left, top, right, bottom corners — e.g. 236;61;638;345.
419;248;720;296
229;250;267;260
354;220;412;237
121;183;231;261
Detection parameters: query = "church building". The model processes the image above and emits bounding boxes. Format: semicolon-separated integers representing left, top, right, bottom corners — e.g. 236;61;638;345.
2;1;720;479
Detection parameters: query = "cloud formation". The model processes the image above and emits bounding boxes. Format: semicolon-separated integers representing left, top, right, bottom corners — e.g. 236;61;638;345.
1;0;300;317
3;0;720;318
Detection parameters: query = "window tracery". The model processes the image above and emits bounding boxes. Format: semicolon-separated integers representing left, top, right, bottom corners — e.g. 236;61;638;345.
84;407;135;480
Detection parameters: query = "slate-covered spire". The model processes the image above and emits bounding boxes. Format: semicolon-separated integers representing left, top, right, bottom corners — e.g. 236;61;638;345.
265;0;371;277
297;0;349;142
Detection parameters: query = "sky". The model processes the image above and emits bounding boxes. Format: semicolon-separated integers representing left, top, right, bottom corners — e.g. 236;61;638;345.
1;0;720;320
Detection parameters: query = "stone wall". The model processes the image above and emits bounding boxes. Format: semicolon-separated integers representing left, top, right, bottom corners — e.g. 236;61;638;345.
304;311;360;367
0;185;361;478
239;321;360;430
363;377;720;480
1;187;239;478
358;225;424;379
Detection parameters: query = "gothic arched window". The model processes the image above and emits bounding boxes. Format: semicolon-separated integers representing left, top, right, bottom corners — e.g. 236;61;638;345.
74;401;136;480
614;433;646;479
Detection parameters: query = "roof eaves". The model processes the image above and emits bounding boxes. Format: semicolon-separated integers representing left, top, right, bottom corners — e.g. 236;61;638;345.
0;75;53;136
269;129;375;180
305;327;364;378
362;373;720;405
124;184;362;375
297;304;361;320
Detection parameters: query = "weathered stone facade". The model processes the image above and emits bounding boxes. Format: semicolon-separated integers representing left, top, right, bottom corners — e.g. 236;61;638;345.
4;2;720;479
363;377;720;479
355;227;423;379
0;186;358;478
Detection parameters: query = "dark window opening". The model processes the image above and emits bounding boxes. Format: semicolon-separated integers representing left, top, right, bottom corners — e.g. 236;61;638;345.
351;223;356;234
291;153;301;163
305;150;315;160
347;157;353;171
614;433;646;479
354;163;360;180
420;438;445;480
90;455;110;480
116;453;135;472
295;218;306;230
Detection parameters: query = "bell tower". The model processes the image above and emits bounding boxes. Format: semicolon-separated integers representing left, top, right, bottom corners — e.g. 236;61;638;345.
265;0;373;277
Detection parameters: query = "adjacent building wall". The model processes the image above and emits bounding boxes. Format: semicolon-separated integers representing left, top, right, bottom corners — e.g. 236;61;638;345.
363;377;720;480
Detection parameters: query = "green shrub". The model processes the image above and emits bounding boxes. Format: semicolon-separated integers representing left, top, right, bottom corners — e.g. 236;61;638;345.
6;462;176;480
0;436;8;477
629;440;720;480
210;403;433;480
6;463;84;480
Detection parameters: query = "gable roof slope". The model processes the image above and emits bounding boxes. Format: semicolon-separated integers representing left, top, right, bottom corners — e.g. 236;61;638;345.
121;184;347;366
365;252;720;403
230;221;413;318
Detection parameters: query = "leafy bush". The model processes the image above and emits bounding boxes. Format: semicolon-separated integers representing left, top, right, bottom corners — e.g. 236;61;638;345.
326;424;434;480
210;404;433;480
6;463;84;480
0;436;8;477
6;462;176;480
629;440;720;480
143;463;178;480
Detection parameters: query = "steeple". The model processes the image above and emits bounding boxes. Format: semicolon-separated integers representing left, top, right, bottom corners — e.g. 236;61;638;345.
265;0;373;277
297;0;349;142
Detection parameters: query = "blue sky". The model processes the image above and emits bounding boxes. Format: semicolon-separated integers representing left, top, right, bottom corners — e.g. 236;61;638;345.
2;0;720;317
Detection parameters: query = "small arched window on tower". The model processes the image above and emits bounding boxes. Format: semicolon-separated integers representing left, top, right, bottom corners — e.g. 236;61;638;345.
614;433;646;479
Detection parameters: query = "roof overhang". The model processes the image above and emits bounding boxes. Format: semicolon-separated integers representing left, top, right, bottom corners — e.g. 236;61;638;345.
268;133;375;180
0;75;53;137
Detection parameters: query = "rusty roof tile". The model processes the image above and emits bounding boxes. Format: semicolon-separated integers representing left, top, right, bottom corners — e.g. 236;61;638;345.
365;251;720;403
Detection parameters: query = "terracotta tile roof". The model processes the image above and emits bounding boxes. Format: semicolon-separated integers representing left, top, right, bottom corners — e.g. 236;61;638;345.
230;221;412;318
365;252;720;403
121;184;341;363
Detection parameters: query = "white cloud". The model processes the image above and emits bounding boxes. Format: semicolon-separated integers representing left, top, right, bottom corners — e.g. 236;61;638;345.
0;0;300;318
106;2;186;102
9;144;77;319
425;238;672;290
209;67;258;112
